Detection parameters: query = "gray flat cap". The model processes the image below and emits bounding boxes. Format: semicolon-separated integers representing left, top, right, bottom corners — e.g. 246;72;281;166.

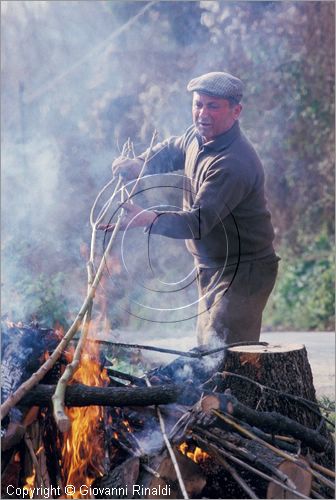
187;71;243;102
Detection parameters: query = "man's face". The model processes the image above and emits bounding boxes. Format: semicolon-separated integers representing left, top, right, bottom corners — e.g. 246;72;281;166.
192;92;242;141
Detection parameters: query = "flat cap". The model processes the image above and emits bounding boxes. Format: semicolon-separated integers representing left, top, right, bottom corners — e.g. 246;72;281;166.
187;71;243;102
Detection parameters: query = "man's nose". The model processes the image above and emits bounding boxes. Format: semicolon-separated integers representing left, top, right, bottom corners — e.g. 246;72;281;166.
199;106;209;118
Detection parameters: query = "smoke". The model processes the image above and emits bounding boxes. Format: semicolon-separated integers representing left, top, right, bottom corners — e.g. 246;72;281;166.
2;1;327;335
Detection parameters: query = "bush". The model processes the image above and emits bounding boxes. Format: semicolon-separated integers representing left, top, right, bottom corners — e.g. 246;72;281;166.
263;236;334;331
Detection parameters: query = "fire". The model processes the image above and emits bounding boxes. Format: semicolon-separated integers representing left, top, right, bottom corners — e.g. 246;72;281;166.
122;419;132;433
179;442;209;463
61;339;110;498
23;469;36;499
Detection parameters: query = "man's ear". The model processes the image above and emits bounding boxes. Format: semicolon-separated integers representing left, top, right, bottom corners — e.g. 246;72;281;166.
234;104;242;120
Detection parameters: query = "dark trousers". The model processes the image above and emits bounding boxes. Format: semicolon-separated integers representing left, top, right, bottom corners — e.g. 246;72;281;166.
196;257;279;346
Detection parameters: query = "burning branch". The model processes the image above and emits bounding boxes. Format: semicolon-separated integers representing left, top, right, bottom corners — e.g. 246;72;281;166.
0;132;157;423
52;131;158;432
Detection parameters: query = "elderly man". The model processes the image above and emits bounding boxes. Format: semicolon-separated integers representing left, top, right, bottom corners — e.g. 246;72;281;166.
103;72;279;346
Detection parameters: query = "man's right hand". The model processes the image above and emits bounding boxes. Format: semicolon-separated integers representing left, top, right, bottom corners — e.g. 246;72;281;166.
112;157;143;181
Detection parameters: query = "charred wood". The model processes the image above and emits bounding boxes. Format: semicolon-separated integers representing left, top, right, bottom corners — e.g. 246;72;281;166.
19;383;189;408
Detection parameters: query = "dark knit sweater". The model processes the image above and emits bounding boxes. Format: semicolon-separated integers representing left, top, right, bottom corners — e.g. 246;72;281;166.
139;121;276;267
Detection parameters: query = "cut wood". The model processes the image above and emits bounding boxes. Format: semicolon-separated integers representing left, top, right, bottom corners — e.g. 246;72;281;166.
136;448;206;499
92;457;140;498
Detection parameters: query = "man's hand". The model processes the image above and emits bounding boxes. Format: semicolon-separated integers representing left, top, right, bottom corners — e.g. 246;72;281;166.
97;202;157;232
112;157;143;181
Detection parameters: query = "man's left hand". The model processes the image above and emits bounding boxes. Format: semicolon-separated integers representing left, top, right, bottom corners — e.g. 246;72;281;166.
97;202;156;232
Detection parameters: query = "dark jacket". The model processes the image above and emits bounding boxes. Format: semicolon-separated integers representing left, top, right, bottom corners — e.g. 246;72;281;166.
139;121;276;267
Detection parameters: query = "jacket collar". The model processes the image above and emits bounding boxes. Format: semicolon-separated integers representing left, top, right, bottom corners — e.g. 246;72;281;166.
196;121;241;152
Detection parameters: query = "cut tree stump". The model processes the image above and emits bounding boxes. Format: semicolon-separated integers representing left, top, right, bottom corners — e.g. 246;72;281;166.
219;343;334;467
220;344;324;429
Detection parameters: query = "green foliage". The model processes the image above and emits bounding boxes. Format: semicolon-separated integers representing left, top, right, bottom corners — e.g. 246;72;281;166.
263;234;335;331
3;271;72;329
318;396;336;432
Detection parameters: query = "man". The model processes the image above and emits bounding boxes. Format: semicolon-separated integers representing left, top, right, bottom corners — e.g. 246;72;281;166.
101;71;279;347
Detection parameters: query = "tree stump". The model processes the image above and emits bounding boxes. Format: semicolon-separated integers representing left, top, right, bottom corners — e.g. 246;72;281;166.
219;343;334;466
220;344;320;427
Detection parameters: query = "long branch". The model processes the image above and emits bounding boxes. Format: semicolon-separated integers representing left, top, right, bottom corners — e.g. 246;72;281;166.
1;134;158;421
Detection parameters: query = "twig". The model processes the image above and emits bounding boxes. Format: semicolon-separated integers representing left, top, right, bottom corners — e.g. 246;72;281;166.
193;425;297;490
308;459;336;479
199;341;269;357
127;131;158;199
210;448;259;499
24;435;45;489
90;176;121;227
86;339;203;358
145;376;189;499
52;265;95;432
310;489;325;499
106;367;146;386
192;433;310;500
220;370;335;423
86;339;266;359
111;437;161;478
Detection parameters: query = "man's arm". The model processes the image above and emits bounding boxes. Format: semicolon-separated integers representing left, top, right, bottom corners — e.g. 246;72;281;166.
102;159;250;238
111;127;195;180
146;159;250;239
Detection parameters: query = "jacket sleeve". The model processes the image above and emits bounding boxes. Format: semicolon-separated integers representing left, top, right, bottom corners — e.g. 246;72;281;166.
138;126;195;175
147;159;252;239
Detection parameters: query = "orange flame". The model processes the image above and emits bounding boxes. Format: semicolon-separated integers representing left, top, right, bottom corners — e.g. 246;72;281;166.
23;469;36;499
178;442;209;463
61;338;109;498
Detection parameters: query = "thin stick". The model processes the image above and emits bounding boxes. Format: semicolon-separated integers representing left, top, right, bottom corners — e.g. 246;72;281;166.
310;489;324;499
24;435;45;489
308;459;336;479
90;176;120;227
212;410;335;490
192;433;310;500
127;130;158;199
210;448;259;499
52;268;94;431
220;370;335;421
86;339;266;359
95;177;123;226
85;339;203;358
112;438;161;478
106;367;146;386
198;341;268;357
145;376;189;499
193;425;297;490
53;180;130;431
